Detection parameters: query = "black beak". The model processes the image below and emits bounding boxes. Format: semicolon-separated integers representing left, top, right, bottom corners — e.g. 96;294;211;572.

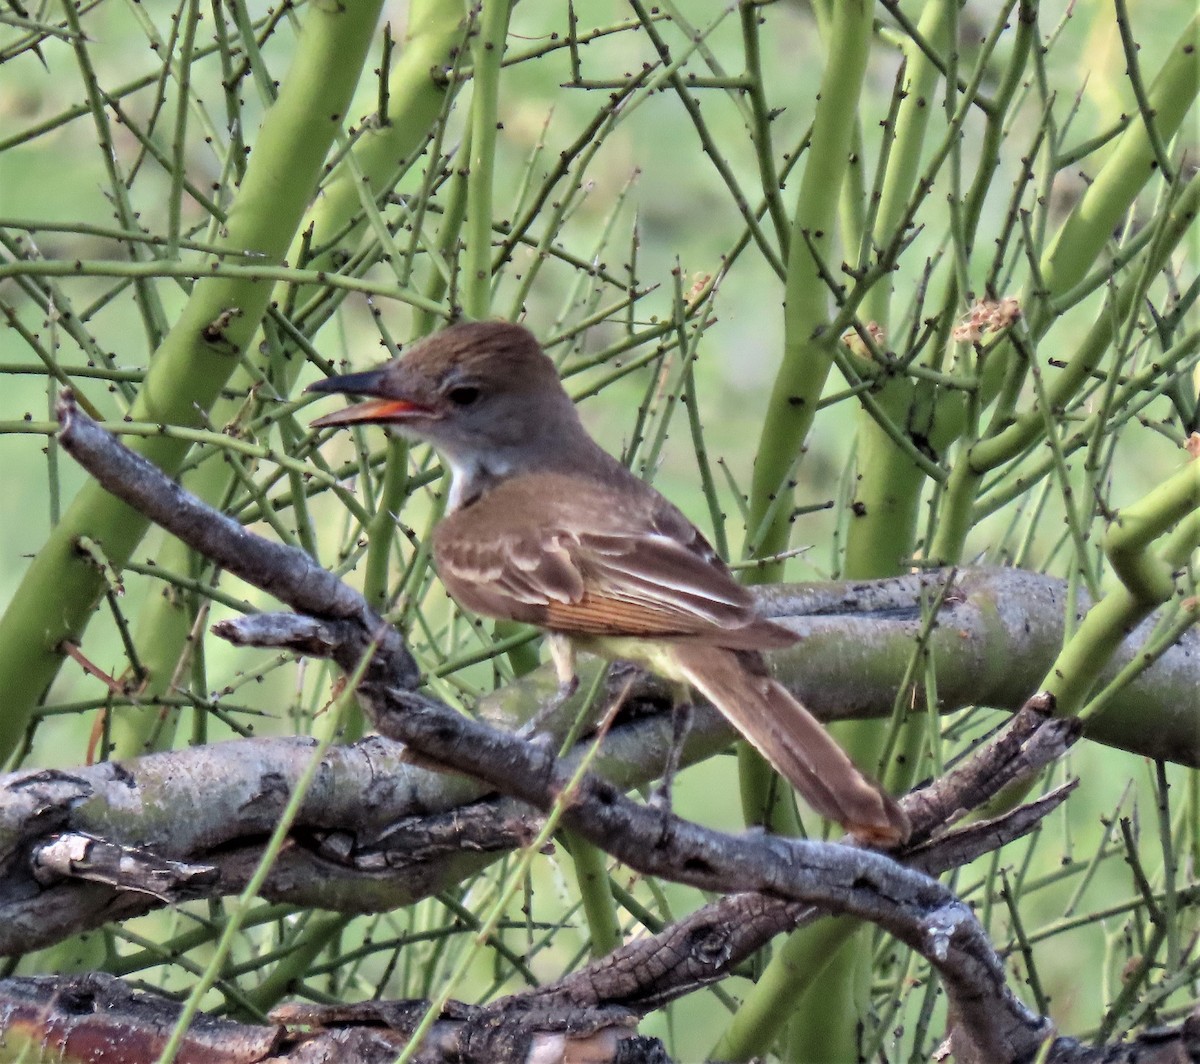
307;367;436;429
306;368;390;398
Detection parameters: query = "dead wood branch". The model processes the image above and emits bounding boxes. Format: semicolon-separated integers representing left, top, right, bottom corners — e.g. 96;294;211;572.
0;702;739;953
0;973;663;1064
2;972;1196;1063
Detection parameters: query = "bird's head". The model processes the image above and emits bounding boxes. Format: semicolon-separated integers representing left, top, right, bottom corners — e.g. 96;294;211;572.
308;321;579;461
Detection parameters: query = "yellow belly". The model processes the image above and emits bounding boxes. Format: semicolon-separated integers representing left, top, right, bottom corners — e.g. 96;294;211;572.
569;634;691;685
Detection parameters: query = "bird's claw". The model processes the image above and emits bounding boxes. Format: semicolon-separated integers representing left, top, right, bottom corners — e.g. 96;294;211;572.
647;780;674;814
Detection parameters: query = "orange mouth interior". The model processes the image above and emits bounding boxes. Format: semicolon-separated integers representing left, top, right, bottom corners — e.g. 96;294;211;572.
310;397;430;428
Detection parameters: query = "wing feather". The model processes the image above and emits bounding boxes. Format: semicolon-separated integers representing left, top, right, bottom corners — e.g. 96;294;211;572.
432;473;795;648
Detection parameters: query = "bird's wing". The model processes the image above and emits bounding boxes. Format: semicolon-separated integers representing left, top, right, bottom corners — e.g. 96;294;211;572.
433;480;787;642
556;524;755;636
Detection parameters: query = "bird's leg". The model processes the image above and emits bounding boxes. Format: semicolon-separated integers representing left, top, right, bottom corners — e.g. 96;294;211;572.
517;633;580;740
649;683;694;811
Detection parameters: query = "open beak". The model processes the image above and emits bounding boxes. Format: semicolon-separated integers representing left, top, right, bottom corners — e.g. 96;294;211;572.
307;369;434;429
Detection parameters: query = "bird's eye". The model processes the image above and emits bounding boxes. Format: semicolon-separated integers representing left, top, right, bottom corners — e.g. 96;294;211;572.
445;384;481;407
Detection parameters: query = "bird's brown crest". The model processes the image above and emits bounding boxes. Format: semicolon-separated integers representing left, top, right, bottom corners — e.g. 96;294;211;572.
398;320;560;392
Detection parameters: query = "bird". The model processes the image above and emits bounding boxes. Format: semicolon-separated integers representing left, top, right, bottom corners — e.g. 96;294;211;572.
308;320;909;844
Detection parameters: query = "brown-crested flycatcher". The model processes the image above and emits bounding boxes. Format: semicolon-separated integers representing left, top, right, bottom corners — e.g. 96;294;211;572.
309;321;908;844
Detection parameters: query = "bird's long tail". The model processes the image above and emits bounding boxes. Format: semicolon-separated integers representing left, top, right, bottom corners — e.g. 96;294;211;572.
670;644;910;844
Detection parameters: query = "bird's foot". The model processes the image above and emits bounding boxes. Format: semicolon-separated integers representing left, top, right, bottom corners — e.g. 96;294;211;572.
647;702;693;813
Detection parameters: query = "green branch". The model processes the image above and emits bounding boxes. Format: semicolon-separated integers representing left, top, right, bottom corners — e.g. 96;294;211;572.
745;0;873;575
0;0;387;759
463;0;512;319
102;0;466;759
1044;457;1200;718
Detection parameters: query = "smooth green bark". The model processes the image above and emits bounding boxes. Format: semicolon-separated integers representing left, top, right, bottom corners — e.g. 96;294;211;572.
932;17;1200;563
931;173;1200;563
564;831;623;958
711;917;856;1061
805;8;963;1052
463;0;512;320
1047;461;1200;717
843;0;959;580
737;0;875;838
1035;15;1200;324
726;2;875;1058
104;0;466;759
0;0;389;759
744;0;874;576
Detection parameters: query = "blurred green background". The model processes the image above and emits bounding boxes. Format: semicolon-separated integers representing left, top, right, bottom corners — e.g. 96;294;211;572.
0;1;1197;1059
